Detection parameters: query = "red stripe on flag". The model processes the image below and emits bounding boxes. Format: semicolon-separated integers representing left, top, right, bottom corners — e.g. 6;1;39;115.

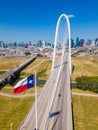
14;84;28;94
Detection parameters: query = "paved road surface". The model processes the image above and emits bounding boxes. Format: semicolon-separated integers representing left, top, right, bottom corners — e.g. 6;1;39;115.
47;57;72;130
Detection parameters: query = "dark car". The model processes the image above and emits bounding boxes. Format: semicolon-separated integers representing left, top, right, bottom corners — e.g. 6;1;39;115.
59;94;61;97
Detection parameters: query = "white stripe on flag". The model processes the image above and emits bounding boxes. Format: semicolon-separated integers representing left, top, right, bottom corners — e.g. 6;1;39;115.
14;77;27;89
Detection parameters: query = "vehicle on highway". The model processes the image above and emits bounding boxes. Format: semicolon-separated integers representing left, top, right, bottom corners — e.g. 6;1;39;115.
59;94;61;97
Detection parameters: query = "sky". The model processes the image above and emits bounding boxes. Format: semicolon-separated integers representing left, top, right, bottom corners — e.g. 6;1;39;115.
0;0;98;43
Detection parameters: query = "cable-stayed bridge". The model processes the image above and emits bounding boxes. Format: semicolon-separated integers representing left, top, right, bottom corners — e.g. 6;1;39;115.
18;14;73;130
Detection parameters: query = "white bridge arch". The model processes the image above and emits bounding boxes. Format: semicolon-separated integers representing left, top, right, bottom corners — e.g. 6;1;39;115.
52;14;71;75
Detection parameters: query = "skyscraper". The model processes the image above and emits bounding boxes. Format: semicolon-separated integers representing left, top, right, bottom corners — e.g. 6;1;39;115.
80;39;84;47
76;37;80;47
37;40;43;47
86;39;92;46
95;38;98;46
71;38;74;48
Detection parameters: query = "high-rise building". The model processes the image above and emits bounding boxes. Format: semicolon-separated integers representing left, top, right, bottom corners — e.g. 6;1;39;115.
0;41;3;47
71;38;74;48
80;39;84;47
28;41;32;46
95;38;98;46
37;40;43;47
13;42;17;47
76;37;80;47
0;41;6;48
42;41;45;47
86;39;92;46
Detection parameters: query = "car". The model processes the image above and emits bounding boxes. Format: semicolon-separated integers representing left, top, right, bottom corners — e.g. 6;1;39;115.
59;94;61;97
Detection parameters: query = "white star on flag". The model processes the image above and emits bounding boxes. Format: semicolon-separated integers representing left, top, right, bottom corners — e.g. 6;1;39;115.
29;80;33;84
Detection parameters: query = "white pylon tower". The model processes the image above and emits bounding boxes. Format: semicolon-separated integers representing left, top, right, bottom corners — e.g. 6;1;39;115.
52;13;71;75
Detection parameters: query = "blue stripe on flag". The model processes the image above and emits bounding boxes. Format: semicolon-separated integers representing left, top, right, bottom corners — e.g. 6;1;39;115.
27;74;35;88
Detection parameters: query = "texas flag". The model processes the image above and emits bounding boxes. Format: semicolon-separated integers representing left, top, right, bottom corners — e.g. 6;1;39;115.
14;74;35;94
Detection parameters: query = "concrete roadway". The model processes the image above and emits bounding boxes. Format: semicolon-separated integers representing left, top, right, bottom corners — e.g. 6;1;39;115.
18;54;73;130
47;56;72;130
48;62;68;130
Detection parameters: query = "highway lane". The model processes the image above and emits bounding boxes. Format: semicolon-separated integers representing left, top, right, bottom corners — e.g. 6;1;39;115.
47;59;69;130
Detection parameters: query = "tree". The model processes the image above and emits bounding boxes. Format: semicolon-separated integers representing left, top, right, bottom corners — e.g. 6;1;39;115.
24;52;31;55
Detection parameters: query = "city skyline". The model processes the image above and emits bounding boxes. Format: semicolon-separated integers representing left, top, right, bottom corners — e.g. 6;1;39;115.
0;0;98;43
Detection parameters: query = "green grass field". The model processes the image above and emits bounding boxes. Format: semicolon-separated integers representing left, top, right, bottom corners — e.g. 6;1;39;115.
21;58;52;79
72;88;96;94
72;57;98;81
0;56;27;70
22;59;43;71
72;94;98;130
0;95;34;130
0;57;52;130
72;56;98;130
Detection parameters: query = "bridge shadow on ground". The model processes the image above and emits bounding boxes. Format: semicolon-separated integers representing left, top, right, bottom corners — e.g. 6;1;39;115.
49;111;61;130
54;62;68;69
49;111;61;118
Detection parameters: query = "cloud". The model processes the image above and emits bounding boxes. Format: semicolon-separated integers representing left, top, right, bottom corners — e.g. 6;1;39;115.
68;14;75;18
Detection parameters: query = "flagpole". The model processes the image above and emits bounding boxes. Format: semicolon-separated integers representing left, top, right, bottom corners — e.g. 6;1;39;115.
35;71;38;130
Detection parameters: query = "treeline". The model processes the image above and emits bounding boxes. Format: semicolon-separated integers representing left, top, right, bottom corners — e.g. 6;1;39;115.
75;76;98;93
